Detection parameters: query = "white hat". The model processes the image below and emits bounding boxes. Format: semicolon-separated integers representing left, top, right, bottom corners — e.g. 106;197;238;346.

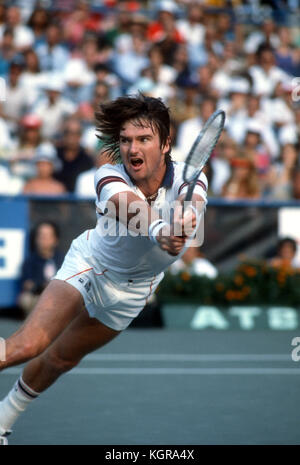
229;78;250;94
157;0;179;14
43;74;65;93
34;142;62;171
246;120;261;135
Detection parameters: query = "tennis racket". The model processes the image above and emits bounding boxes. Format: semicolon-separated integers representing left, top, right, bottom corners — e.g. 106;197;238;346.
182;109;226;206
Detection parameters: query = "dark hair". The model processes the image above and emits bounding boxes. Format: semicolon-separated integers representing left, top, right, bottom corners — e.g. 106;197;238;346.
278;237;297;254
95;93;171;163
30;220;60;251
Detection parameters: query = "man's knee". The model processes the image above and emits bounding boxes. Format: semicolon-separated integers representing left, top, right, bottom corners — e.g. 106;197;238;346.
42;350;79;374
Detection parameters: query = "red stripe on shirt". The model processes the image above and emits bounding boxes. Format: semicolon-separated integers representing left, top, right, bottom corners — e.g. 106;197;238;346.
96;176;129;200
178;180;207;196
195;180;207;192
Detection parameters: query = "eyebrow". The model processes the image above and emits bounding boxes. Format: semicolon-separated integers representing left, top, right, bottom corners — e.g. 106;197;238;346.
119;133;153;139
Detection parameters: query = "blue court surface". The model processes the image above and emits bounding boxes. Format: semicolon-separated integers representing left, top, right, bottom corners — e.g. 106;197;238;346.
1;317;300;445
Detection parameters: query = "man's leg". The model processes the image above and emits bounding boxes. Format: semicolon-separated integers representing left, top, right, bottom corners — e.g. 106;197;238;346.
0;309;120;437
0;279;85;371
23;309;120;392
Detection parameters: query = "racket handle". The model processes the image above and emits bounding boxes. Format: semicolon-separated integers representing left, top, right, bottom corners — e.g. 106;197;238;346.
183;183;194;210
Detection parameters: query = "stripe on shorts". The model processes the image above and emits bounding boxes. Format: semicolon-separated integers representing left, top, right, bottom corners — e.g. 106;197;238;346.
65;268;93;282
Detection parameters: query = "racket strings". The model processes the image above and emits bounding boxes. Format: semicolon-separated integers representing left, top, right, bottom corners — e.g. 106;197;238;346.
185;121;222;180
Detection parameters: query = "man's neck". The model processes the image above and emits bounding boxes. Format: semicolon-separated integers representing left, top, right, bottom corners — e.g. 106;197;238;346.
134;163;167;199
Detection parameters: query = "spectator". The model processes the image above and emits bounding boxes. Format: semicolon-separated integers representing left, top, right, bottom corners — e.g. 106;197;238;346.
147;1;183;45
62;33;100;104
176;97;216;155
278;106;300;149
32;74;77;140
168;78;199;125
76;80;111;154
169;242;218;278
112;34;149;89
266;144;298;199
244;18;280;55
74;148;114;198
242;122;272;189
76;80;110;129
23;142;66;195
27;7;50;47
176;2;205;47
222;155;261;200
171;43;191;86
55;117;93;192
0;5;34;52
35;22;70;72
210;136;239;196
62;0;101;48
249;44;291;97
19;49;48;106
93;63;122;100
269;237;299;268
10;113;42;181
0;162;24;195
148;44;177;86
0;27;16;77
262;81;296;133
114;13;149;56
216;12;234;43
275;26;300;76
18;221;64;316
0;55;28;133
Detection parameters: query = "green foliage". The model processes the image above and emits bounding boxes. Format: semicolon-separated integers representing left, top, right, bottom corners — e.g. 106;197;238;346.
157;260;300;306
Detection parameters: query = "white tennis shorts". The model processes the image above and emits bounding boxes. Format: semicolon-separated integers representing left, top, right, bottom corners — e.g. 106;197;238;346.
53;230;164;331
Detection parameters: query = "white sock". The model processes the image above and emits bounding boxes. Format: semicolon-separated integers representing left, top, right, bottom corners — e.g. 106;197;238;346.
0;376;40;434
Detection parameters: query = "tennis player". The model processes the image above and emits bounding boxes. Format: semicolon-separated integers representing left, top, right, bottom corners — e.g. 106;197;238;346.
0;94;207;445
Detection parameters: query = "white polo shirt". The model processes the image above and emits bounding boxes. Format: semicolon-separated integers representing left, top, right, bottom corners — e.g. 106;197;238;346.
88;161;208;279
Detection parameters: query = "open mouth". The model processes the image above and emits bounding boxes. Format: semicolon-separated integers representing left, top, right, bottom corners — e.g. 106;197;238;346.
130;158;144;168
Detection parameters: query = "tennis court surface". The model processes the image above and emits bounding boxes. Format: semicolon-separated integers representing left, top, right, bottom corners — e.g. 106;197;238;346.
1;317;300;445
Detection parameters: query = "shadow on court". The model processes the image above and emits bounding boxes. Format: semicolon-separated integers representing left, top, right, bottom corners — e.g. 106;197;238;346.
1;317;300;445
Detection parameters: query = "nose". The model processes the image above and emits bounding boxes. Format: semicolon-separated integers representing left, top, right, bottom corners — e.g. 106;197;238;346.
129;140;140;155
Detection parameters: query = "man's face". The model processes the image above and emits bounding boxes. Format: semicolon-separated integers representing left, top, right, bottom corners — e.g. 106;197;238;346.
119;119;170;184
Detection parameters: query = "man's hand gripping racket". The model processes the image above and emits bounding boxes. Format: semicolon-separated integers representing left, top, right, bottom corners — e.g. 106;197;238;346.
154;110;225;255
171;109;226;252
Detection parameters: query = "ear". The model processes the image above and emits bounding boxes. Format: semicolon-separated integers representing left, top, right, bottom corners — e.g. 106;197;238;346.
162;136;171;156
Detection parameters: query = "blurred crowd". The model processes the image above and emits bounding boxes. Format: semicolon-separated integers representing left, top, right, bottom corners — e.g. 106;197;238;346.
0;0;300;200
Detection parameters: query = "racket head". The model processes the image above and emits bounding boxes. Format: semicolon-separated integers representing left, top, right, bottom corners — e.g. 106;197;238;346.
183;109;225;183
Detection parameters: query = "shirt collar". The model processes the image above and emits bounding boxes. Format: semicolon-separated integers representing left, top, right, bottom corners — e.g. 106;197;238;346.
123;160;174;189
161;160;174;188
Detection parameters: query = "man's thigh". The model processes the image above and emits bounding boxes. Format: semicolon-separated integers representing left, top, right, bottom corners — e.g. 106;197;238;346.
14;280;85;349
44;310;121;364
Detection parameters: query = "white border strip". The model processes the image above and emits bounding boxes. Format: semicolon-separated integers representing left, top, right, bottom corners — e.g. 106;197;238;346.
84;353;290;362
3;367;299;375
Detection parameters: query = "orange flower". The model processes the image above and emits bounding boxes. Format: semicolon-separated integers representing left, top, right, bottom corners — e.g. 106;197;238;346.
244;266;257;277
225;290;235;301
234;274;244;286
181;271;191;282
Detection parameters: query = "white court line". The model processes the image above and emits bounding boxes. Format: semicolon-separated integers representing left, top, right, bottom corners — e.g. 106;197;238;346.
85;353;290;362
3;367;300;375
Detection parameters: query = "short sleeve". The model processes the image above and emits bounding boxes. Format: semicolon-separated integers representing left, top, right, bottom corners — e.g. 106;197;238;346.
94;164;133;210
173;163;208;205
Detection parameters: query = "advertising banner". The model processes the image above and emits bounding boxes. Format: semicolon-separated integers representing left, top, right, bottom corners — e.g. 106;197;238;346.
0;196;28;307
